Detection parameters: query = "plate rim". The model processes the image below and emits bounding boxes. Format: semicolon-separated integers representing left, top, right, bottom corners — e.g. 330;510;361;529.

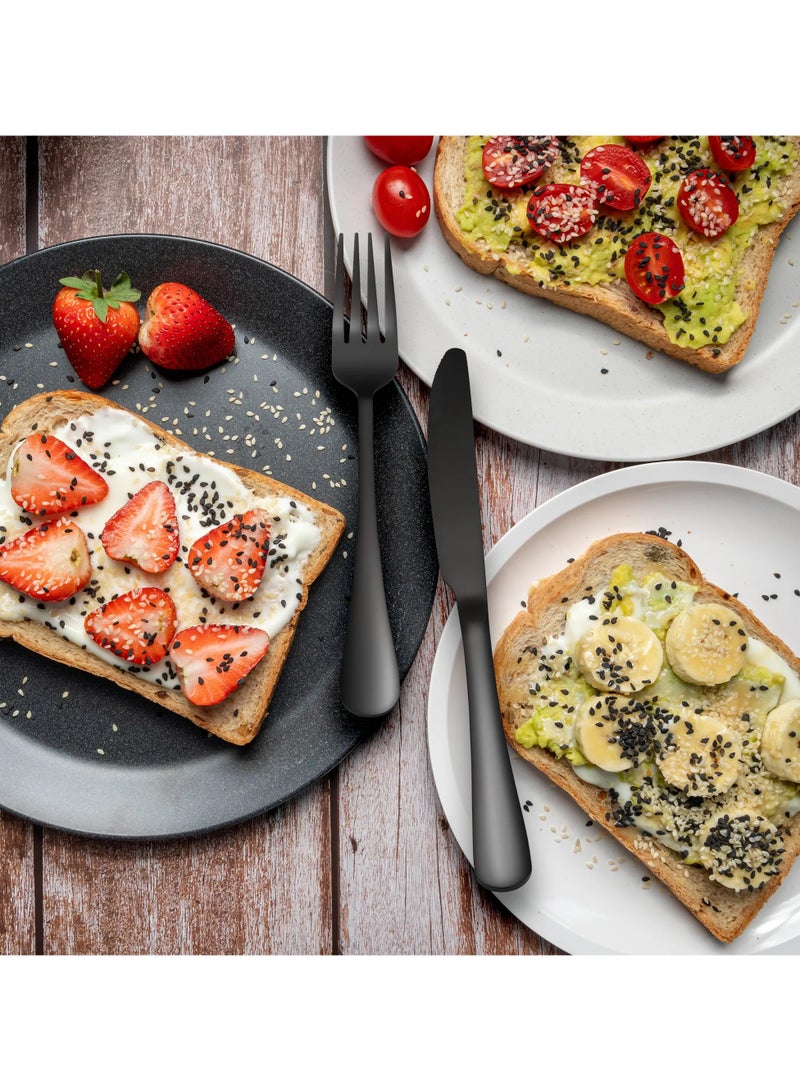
427;459;800;954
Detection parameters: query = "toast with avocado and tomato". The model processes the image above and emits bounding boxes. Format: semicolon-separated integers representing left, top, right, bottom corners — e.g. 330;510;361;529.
494;532;800;943
0;391;346;746
434;136;800;373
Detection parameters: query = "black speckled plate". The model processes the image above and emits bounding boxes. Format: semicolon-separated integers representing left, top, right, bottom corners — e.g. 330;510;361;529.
0;234;437;838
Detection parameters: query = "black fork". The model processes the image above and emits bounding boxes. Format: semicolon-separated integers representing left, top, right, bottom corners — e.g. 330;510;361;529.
331;233;400;717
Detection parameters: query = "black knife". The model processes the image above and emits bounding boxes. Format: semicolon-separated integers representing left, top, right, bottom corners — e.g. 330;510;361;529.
427;348;532;892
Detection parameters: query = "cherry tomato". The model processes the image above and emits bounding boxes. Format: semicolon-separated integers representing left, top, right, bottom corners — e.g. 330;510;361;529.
708;136;756;172
677;168;739;239
372;165;431;237
363;136;434;165
624;232;685;305
482;136;560;190
580;144;652;210
624;136;664;146
526;183;598;245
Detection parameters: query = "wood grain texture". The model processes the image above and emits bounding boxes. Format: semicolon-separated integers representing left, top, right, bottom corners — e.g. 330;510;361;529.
5;134;798;957
42;793;332;955
0;136;36;956
0;137;26;266
36;136;332;955
39;136;324;292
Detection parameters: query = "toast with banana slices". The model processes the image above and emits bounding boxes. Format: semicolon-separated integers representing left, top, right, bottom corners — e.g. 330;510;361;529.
434;136;800;373
493;532;800;942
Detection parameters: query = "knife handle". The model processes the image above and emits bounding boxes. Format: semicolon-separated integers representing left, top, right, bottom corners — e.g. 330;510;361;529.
340;395;400;718
460;599;532;891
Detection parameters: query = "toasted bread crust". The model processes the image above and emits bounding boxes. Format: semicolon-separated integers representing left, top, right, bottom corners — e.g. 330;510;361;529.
493;533;800;942
434;137;800;373
0;391;346;745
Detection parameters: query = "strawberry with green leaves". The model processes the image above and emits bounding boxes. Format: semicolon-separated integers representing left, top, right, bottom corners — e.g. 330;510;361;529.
84;587;177;666
170;623;270;706
0;518;91;601
138;282;235;372
52;270;141;389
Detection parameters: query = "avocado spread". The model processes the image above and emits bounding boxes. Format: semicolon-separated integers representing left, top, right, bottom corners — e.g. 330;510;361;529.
513;563;800;889
456;136;797;351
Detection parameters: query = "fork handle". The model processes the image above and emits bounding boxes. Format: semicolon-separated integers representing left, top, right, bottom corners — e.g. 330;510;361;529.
340;395;400;718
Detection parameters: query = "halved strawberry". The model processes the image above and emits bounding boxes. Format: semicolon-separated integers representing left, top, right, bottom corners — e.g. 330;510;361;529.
84;587;177;666
10;433;109;516
170;624;270;706
101;481;180;574
0;518;91;601
187;508;271;602
138;282;235;372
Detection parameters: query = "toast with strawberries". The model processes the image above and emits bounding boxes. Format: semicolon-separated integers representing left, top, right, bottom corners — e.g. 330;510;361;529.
0;391;346;745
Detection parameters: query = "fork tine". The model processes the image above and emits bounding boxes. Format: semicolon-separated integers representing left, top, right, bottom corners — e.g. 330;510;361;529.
333;233;346;340
350;234;361;344
382;234;397;350
365;233;379;342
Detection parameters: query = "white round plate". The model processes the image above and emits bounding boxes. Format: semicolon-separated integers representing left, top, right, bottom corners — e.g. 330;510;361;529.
427;461;800;954
326;136;800;463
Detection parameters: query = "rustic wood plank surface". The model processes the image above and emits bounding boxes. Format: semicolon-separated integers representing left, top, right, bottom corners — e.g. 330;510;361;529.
2;134;799;956
0;136;37;957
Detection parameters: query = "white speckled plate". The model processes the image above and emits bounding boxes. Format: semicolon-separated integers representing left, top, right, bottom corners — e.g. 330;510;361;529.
427;461;800;954
326;136;800;462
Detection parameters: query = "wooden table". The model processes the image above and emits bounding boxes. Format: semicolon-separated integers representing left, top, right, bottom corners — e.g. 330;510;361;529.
0;135;796;957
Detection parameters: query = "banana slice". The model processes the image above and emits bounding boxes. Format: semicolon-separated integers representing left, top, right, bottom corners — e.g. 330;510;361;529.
760;699;800;783
574;693;655;772
655;711;740;797
665;602;748;686
697;809;784;892
575;616;663;694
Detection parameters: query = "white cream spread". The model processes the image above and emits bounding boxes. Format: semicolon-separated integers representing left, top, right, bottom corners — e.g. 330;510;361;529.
0;406;321;689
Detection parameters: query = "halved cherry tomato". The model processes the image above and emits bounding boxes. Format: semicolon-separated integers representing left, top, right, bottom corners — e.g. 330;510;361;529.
526;183;598;245
624;136;664;146
363;136;434;165
677;168;739;239
624;232;685;305
482;136;560;190
372;165;431;237
708;136;756;172
580;144;652;210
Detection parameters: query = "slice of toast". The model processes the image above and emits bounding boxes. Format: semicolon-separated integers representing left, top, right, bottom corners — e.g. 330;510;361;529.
0;391;346;745
434;136;800;373
493;532;800;942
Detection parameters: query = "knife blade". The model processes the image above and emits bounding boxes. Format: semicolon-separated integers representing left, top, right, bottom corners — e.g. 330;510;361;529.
427;348;531;892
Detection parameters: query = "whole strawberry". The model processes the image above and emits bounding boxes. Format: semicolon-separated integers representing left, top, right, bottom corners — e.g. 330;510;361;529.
138;282;235;372
53;270;141;389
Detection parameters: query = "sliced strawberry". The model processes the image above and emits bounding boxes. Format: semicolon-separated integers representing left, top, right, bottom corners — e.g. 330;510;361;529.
187;508;271;602
10;432;109;516
101;480;180;574
84;586;177;666
0;518;91;601
170;624;270;706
